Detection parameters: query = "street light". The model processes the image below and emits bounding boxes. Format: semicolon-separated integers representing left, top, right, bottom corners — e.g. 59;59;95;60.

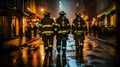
59;1;63;11
40;8;44;18
41;8;44;12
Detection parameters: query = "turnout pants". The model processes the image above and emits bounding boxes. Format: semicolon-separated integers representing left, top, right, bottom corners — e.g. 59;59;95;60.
74;33;84;62
56;34;68;53
42;35;53;53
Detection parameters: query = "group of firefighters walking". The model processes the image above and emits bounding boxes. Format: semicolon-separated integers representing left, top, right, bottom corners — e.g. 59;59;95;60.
38;11;88;61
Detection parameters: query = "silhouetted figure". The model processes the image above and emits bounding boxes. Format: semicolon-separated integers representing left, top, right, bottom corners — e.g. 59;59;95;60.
33;25;38;37
91;23;101;37
19;26;23;38
72;12;87;62
56;54;62;67
25;25;32;39
39;12;54;53
55;11;70;53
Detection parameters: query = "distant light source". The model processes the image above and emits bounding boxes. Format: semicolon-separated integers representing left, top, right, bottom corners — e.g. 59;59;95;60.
81;15;84;18
32;18;36;22
53;17;56;20
41;8;44;12
76;2;79;7
59;1;62;11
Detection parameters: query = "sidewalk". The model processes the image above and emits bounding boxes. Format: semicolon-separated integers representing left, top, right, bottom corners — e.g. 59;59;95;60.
3;36;28;49
1;36;41;54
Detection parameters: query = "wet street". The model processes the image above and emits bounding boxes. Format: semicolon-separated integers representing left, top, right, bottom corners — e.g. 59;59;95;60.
1;0;120;67
0;34;116;67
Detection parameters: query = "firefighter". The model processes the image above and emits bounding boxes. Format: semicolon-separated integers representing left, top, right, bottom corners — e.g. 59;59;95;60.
39;12;54;53
55;11;70;53
72;12;87;62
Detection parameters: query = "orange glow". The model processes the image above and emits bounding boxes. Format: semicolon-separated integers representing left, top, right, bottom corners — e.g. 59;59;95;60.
12;16;16;19
53;17;56;20
32;18;37;22
41;8;44;12
83;15;88;21
22;48;28;64
32;52;38;67
81;15;84;18
97;13;104;18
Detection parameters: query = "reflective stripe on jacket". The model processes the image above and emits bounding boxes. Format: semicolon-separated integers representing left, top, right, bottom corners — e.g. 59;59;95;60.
42;25;53;28
42;31;53;34
58;30;68;34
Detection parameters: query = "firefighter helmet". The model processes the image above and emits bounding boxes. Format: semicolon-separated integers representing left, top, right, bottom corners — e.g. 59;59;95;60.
44;12;51;16
59;11;66;15
75;12;81;16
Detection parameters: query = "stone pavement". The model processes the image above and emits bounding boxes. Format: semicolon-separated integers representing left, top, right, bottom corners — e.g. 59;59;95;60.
83;36;116;67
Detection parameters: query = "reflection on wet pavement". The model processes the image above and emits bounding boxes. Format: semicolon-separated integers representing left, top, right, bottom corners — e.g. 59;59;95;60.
0;34;116;67
83;36;116;67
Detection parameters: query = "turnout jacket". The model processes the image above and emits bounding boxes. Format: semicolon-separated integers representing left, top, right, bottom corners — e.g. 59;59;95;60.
55;16;70;35
72;17;87;35
39;17;54;36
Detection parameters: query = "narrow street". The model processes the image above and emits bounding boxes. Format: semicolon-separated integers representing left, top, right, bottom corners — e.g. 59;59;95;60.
0;1;119;67
0;33;116;67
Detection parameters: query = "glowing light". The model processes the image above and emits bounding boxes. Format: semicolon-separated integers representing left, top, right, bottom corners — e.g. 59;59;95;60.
59;1;63;11
59;1;62;4
97;13;104;18
59;1;62;8
32;18;36;22
41;8;44;12
81;15;84;18
53;17;56;20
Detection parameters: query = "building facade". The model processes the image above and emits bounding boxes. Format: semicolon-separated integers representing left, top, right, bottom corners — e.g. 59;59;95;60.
96;0;116;28
0;0;40;41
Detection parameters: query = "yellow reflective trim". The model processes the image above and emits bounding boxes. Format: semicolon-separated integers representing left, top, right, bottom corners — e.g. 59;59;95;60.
42;31;53;34
52;23;55;25
80;43;83;46
38;24;42;26
77;31;83;33
72;23;75;25
74;30;77;33
57;46;60;48
75;31;83;35
55;23;58;25
58;30;67;33
45;47;48;49
55;23;60;27
39;31;41;33
58;31;63;33
67;24;70;26
42;25;53;28
83;25;87;27
72;23;76;27
54;28;57;31
49;45;52;47
62;47;66;49
63;30;67;33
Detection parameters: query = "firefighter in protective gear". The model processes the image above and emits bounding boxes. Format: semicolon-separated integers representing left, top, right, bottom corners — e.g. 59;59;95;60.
72;12;87;62
55;11;70;53
39;12;54;53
